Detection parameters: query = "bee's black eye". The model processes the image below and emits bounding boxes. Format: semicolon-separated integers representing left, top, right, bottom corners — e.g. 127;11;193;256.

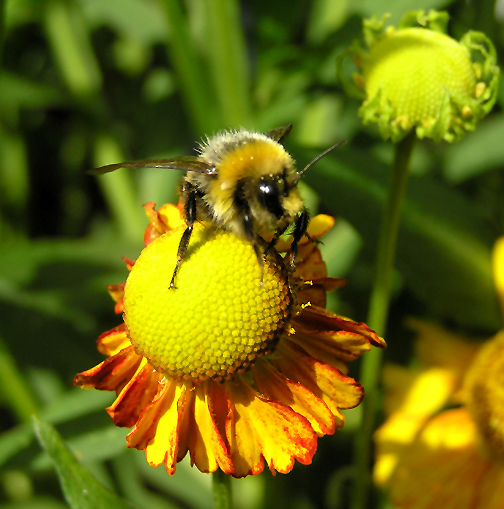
257;177;284;219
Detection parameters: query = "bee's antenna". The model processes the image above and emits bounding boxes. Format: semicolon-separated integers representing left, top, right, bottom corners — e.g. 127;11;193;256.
297;140;346;180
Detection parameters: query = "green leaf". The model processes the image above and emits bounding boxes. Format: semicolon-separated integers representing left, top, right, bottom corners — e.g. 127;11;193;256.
307;148;501;330
33;417;133;509
33;426;129;471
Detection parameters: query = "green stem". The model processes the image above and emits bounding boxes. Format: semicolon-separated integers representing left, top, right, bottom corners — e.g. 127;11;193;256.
93;134;146;242
351;131;417;509
160;0;220;135
212;469;232;509
43;0;102;98
204;0;251;127
0;0;5;71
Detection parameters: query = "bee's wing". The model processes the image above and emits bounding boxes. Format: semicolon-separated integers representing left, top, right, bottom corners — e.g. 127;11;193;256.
90;156;215;175
264;125;293;144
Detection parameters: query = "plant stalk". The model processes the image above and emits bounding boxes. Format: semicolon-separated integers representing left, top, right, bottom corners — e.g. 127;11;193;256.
212;469;232;509
351;131;417;509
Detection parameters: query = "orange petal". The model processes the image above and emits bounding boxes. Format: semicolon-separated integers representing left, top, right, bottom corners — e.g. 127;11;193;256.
226;376;317;477
144;203;185;245
73;346;141;393
127;382;189;474
307;214;335;239
273;341;363;425
297;277;346;308
157;202;186;230
188;382;233;475
106;359;161;427
96;324;131;356
121;256;135;271
143;201;158;223
296;285;327;308
106;283;125;306
254;358;335;436
294;242;327;280
292;304;384;365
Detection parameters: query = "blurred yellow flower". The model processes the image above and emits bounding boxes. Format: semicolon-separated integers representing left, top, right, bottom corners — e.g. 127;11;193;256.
374;237;504;508
340;10;499;142
74;202;385;477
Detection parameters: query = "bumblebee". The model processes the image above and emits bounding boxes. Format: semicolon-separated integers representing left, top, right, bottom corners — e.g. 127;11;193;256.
93;125;343;288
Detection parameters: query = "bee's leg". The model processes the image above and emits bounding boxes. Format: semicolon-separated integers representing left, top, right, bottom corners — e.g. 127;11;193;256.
170;187;197;289
289;209;309;270
264;224;289;255
240;211;264;286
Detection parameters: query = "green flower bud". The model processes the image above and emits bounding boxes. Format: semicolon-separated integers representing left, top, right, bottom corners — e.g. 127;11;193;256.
340;10;499;142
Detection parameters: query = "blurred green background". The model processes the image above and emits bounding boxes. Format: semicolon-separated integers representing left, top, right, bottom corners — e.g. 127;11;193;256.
0;0;503;507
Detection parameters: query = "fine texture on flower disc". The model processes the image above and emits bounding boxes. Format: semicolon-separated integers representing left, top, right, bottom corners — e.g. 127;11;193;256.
364;28;476;124
124;224;291;382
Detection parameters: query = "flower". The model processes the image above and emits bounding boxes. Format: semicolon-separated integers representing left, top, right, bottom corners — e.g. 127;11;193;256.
339;10;499;142
374;237;504;508
74;202;385;477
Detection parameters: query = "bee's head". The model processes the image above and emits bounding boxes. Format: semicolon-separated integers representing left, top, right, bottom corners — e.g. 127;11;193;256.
252;165;304;229
256;171;294;220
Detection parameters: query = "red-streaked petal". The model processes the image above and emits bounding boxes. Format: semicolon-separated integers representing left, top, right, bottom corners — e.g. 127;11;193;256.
127;382;189;474
297;285;327;308
292;304;385;365
297;278;346;308
106;359;161;427
96;324;131;356
73;346;141;393
294;242;327;280
121;257;135;271
106;283;125;304
143;202;185;245
226;376;317;477
143;201;158;223
301;304;384;347
273;341;364;426
254;358;335;436
188;382;233;475
143;202;167;244
106;281;126;315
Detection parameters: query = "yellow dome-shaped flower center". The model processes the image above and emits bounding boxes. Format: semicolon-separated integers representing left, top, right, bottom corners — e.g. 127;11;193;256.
466;331;504;462
363;27;476;124
123;224;292;382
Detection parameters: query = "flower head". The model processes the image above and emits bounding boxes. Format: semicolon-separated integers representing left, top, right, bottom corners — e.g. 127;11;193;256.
341;10;499;142
374;237;504;508
74;202;384;477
